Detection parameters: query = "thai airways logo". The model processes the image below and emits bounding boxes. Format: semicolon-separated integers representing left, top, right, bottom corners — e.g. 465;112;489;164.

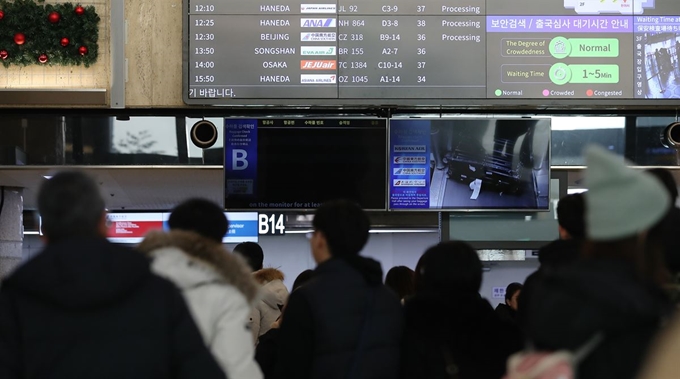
301;4;336;13
393;179;427;187
394;145;427;153
393;168;426;176
300;46;336;55
301;74;337;84
301;32;337;42
393;156;427;164
301;60;337;70
301;18;336;27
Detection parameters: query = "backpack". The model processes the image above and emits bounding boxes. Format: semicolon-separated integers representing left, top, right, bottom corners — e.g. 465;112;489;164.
503;334;603;379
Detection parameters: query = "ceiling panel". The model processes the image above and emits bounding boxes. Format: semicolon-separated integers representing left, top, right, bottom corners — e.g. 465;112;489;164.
0;166;223;210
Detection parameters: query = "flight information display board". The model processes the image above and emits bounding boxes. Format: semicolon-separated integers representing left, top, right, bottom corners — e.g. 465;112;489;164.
184;0;680;104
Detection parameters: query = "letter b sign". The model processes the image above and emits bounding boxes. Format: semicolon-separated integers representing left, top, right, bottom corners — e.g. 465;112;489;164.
232;149;249;170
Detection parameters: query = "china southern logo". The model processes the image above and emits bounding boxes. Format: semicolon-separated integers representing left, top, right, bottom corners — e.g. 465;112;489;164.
301;32;337;42
394;145;426;153
393;179;426;187
393;168;426;176
393;156;427;164
301;18;336;27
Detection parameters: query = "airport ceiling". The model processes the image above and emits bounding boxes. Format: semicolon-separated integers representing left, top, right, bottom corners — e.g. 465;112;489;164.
0;166;223;210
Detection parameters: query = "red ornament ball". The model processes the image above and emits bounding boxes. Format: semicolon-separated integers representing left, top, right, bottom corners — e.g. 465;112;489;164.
75;6;85;16
38;54;48;64
0;50;8;60
78;46;88;56
14;33;25;45
0;10;5;20
48;11;61;23
60;37;69;47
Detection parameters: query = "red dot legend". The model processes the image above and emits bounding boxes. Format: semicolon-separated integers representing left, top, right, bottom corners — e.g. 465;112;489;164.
586;89;594;97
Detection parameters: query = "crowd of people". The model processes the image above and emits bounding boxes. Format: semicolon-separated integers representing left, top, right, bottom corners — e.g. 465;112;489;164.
1;144;680;379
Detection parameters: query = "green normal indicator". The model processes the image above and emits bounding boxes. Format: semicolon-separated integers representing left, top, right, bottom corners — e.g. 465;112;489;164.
549;37;619;59
549;64;619;85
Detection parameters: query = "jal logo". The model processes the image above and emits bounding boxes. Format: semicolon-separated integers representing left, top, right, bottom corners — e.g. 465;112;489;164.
300;60;337;69
301;18;336;27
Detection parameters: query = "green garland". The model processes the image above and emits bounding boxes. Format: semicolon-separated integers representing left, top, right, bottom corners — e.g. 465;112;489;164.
0;0;99;67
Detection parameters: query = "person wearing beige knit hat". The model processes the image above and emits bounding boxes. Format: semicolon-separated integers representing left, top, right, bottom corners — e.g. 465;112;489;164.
582;145;672;286
524;146;672;379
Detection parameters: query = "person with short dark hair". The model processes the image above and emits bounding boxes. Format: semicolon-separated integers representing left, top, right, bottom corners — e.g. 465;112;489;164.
495;282;523;325
385;266;415;304
0;172;225;379
234;242;265;272
518;193;587;332
292;269;314;292
400;242;522;379
539;192;586;267
276;200;403;379
139;198;262;379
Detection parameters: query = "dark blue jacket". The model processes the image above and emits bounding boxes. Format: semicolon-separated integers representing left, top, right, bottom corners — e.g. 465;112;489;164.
0;238;225;379
276;257;403;379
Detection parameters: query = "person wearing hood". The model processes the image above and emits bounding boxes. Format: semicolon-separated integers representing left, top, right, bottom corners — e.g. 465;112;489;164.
276;199;403;379
251;267;289;341
527;146;672;379
0;172;225;379
400;241;523;379
138;199;263;379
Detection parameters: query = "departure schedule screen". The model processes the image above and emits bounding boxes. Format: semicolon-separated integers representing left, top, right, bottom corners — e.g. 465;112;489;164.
185;0;680;103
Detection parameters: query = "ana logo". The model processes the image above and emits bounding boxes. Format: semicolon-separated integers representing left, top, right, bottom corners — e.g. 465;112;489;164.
301;18;336;28
301;32;337;42
300;60;337;69
300;46;337;55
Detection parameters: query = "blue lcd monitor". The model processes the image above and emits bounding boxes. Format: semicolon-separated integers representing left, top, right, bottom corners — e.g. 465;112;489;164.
388;118;551;211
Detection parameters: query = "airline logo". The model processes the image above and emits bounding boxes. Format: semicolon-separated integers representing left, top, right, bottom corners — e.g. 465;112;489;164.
301;18;336;27
300;46;336;55
301;32;337;42
393;179;427;187
393;156;427;164
301;74;337;84
394;145;427;153
301;60;337;70
301;4;336;13
393;168;426;176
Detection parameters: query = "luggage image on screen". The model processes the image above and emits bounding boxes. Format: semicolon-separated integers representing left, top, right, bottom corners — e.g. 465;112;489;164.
443;145;524;195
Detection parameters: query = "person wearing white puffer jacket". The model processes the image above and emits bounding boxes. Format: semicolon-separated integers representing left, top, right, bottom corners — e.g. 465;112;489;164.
250;268;289;342
139;199;263;379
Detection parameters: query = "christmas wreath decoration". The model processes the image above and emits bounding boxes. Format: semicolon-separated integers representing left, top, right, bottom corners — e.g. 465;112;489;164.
0;0;99;67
